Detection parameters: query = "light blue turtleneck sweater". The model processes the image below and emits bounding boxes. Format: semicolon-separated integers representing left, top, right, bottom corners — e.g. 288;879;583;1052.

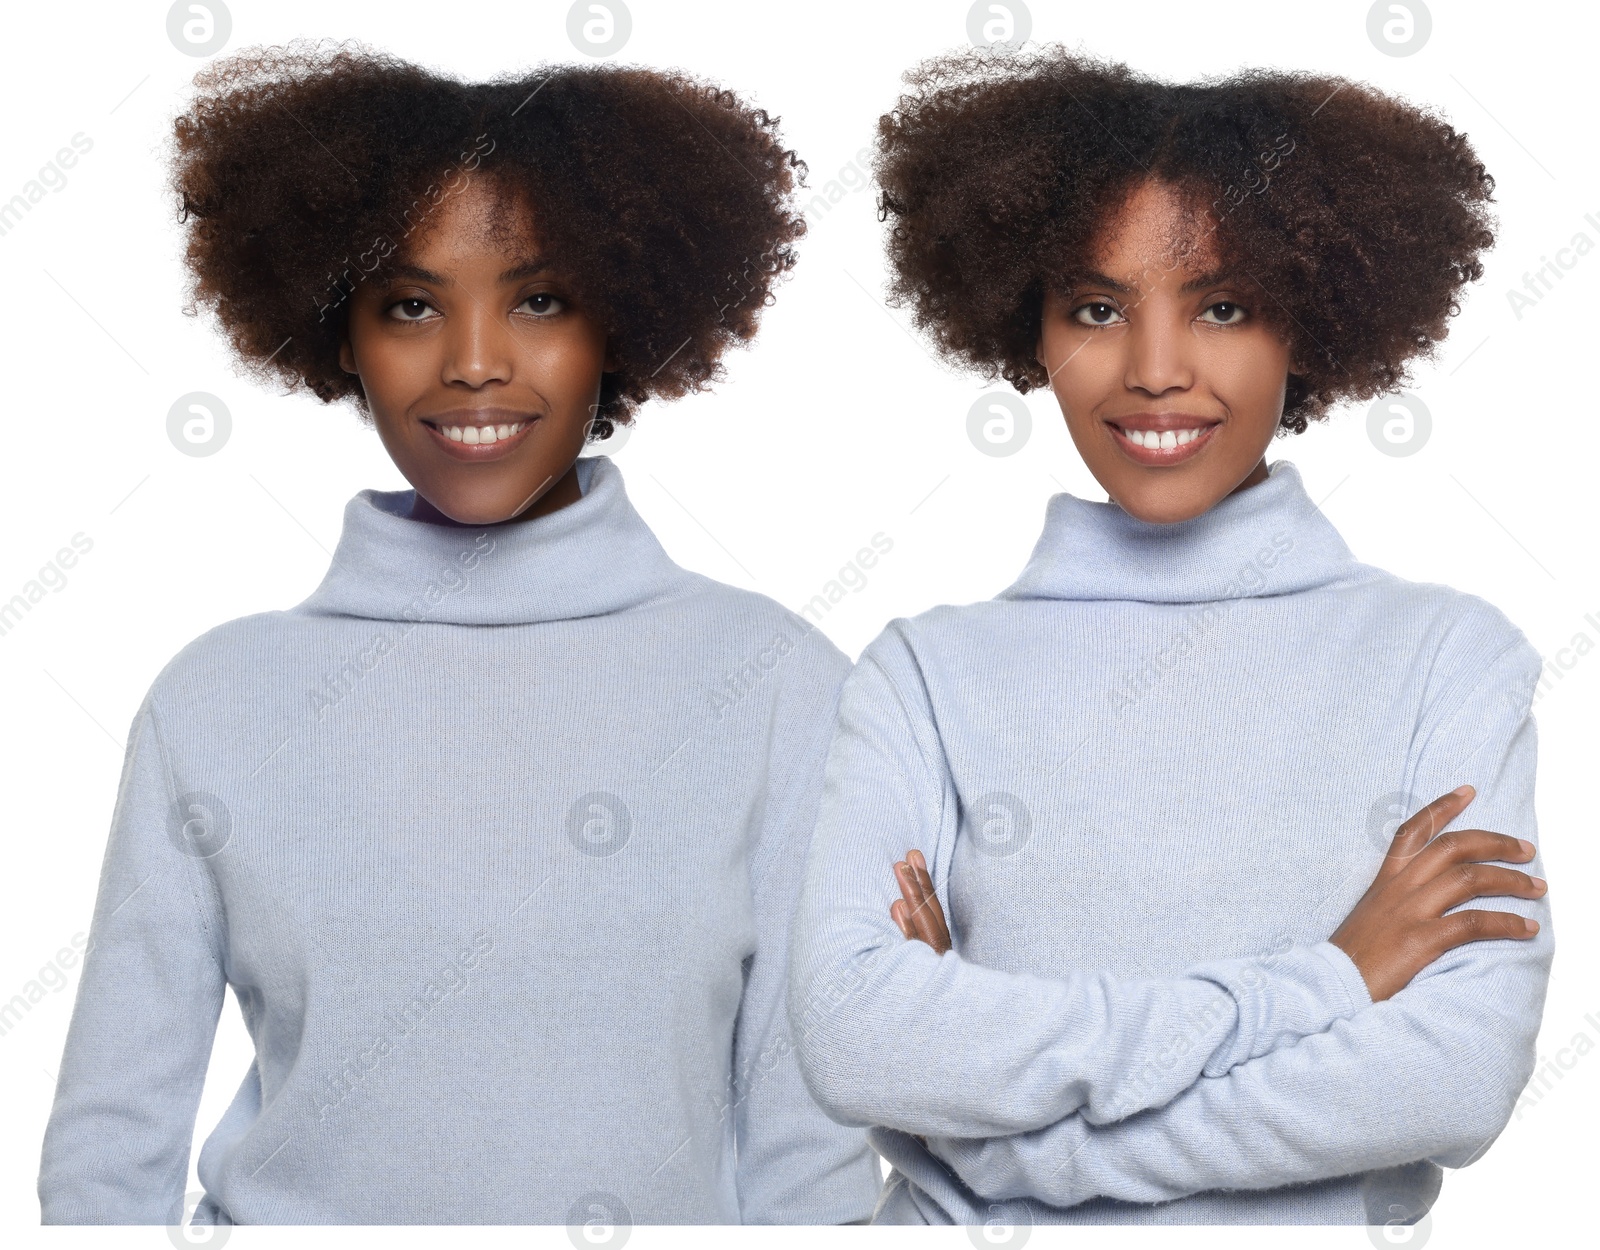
40;454;882;1225
789;460;1551;1225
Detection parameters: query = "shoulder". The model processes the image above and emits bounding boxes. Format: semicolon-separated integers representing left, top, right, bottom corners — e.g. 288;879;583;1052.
1355;564;1536;665
141;609;306;709
672;572;853;681
850;595;1017;682
1349;565;1542;712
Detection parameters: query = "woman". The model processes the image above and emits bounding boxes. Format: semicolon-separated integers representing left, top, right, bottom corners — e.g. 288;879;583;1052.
39;42;879;1226
789;46;1552;1226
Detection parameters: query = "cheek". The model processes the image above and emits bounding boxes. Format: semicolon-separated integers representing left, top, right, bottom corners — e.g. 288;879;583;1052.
534;322;608;397
1043;326;1116;403
1207;332;1290;413
348;316;430;404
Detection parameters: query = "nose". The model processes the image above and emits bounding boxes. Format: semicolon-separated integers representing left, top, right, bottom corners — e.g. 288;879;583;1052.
439;295;515;388
1123;301;1195;397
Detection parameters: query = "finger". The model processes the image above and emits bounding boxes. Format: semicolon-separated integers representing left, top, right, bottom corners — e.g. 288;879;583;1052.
890;899;913;940
1429;908;1541;958
1383;786;1474;875
907;849;937;906
902;852;949;949
895;859;942;948
898;857;934;913
1406;830;1537;882
893;859;920;907
906;851;951;946
908;857;953;947
1419;864;1548;916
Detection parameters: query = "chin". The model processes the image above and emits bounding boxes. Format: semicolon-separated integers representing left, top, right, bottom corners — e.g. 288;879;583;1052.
1109;479;1222;526
421;487;524;527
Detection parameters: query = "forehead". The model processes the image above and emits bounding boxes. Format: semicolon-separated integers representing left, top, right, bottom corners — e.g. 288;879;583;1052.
1084;178;1222;285
403;174;540;262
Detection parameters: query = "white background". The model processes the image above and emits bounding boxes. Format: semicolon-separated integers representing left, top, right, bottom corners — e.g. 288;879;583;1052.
1;1;1594;1247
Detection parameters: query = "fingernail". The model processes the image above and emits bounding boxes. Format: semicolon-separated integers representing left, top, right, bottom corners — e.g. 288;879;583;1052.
1523;918;1539;934
1452;784;1473;797
1532;877;1547;891
1518;839;1535;855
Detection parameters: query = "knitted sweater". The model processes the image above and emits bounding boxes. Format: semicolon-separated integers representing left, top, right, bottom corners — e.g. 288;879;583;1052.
40;454;882;1225
788;460;1550;1224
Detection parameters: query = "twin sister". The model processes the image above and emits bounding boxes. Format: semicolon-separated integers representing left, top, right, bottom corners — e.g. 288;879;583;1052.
40;41;1551;1228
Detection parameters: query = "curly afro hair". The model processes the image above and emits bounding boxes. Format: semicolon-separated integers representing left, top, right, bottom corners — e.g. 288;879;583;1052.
169;39;807;433
874;46;1495;432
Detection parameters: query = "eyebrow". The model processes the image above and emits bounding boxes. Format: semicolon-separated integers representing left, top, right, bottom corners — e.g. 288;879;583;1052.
1178;267;1235;294
386;257;552;285
1070;267;1237;296
1073;270;1133;295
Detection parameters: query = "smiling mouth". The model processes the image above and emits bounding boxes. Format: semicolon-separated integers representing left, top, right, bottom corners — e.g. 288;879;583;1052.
431;421;526;444
1107;417;1221;465
419;414;539;460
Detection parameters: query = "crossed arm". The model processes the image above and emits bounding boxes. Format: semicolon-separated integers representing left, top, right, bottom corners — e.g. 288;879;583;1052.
788;625;1408;1143
909;639;1552;1206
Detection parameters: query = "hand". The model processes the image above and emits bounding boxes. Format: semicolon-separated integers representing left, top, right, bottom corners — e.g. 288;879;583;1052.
1330;785;1546;1002
890;848;952;955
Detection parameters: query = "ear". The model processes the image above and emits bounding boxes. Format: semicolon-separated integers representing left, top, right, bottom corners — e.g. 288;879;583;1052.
1034;292;1055;375
338;334;357;377
602;337;621;375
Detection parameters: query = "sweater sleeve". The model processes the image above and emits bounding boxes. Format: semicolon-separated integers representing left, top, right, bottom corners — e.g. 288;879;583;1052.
922;631;1552;1206
788;623;1377;1140
730;623;884;1224
39;698;228;1225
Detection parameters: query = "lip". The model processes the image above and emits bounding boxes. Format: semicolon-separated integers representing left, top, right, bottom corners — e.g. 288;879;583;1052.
1105;413;1222;467
419;409;540;463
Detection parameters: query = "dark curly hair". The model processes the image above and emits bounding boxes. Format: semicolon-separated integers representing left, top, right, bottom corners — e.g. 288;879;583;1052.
874;46;1495;432
169;39;807;432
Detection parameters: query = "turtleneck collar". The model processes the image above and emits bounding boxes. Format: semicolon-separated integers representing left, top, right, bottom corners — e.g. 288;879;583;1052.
998;460;1363;605
294;455;695;626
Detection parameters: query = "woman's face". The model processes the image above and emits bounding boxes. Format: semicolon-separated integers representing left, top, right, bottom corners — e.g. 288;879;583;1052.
339;175;610;526
1036;178;1295;524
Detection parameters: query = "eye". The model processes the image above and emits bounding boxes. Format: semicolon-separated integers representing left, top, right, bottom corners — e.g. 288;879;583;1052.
519;291;565;318
386;296;438;322
1198;300;1246;325
1072;301;1125;327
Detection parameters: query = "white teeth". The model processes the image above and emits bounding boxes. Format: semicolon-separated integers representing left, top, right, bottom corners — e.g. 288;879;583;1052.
439;422;525;445
1123;426;1207;449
